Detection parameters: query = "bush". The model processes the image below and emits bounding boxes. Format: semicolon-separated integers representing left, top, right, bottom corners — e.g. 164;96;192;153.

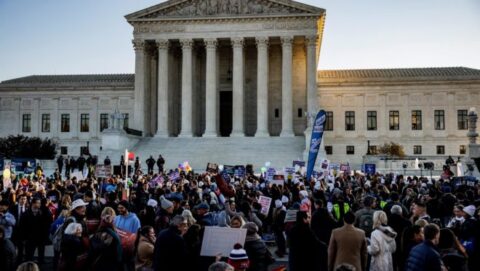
0;135;57;159
378;142;405;158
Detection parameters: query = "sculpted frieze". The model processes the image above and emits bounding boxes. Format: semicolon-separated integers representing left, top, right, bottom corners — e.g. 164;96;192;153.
142;0;309;18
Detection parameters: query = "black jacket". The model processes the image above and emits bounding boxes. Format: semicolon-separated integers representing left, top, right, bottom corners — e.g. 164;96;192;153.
244;237;269;271
288;223;328;271
153;226;188;271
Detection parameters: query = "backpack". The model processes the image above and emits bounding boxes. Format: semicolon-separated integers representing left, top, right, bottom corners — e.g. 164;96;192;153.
51;216;76;252
357;210;374;237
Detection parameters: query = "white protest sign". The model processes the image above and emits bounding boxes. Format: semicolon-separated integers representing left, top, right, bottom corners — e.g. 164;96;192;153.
200;227;247;257
271;179;285;186
258;196;272;216
284;209;298;223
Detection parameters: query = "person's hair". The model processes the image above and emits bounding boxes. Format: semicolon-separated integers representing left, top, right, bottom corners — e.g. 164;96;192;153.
16;261;40;271
208;262;234;271
296;211;308;224
424;224;440;241
171;215;186;226
363;196;374;207
230;215;246;227
134;225;154;256
390;191;399;202
412;224;423;235
64;222;82;235
390;205;402;216
334;263;356;271
415;218;429;227
438;228;456;250
372;211;388;229
344;211;355;224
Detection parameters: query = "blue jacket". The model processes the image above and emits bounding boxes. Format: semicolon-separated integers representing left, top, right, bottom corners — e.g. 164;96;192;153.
406;240;443;271
0;212;16;239
114;212;141;233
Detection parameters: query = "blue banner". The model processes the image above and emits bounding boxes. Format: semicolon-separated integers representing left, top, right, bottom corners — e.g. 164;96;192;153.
306;110;326;181
0;156;3;171
11;158;36;173
364;164;376;175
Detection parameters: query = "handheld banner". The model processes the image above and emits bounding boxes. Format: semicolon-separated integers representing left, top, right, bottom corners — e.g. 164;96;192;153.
306;110;326;181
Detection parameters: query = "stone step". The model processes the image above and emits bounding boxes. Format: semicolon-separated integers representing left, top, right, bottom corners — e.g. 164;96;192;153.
129;136;306;171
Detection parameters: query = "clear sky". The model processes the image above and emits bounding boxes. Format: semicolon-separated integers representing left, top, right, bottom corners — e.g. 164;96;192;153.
0;0;479;82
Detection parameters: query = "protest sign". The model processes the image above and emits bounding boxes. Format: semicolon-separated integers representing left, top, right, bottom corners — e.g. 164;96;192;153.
266;167;276;181
149;175;164;187
321;159;329;170
95;165;112;178
364;164;376;175
206;163;219;173
168;171;180;181
224;165;235;176
200;227;247;257
329;163;340;170
292;160;305;167
284;210;298;223
258;196;272;216
11;158;36;173
234;165;246;178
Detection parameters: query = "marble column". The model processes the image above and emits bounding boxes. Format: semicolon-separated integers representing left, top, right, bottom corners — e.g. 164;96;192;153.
204;38;218;137
179;39;193;137
133;39;147;134
231;37;245;137
156;39;170;137
280;36;294;137
255;37;270;137
306;35;318;127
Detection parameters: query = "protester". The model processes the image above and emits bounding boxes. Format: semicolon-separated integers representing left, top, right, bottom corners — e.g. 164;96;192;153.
227;243;250;271
328;211;367;271
0;199;16;239
438;228;468;271
367;211;397;271
153;215;188;271
21;197;52;264
115;200;141;234
134;226;156;271
387;205;411;271
271;199;287;257
16;261;39;271
311;199;336;245
209;262;234;271
242;222;270;271
405;223;445;271
0;225;16;271
58;223;84;271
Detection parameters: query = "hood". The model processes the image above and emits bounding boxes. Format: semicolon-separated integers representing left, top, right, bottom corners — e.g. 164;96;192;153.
378;225;397;240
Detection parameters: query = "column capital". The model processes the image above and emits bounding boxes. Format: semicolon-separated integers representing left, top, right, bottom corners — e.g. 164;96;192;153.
204;38;218;49
231;37;244;48
255;36;269;48
280;36;294;46
305;35;319;47
156;39;170;50
180;39;193;49
132;39;146;51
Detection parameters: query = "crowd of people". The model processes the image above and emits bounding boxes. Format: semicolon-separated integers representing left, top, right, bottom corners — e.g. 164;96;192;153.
0;153;479;271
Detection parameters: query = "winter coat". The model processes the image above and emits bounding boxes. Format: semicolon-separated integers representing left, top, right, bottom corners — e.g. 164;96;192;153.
135;235;154;270
89;227;123;271
58;234;84;271
0;238;16;271
153;225;188;271
244;235;269;271
289;222;328;271
20;208;53;244
311;207;336;244
328;224;367;271
405;240;443;271
367;225;397;271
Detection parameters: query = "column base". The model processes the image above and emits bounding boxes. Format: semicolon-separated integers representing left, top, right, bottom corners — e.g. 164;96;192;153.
203;132;218;138
255;131;270;137
178;133;193;138
154;132;169;138
230;131;245;137
280;130;295;137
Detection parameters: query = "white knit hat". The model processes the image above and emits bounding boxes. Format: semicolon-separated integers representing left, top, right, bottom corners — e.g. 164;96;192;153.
147;199;158;208
229;244;248;260
463;205;476;217
160;196;173;210
275;200;283;208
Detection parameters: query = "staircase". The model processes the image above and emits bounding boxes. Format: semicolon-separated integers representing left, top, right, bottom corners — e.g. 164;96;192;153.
126;136;306;171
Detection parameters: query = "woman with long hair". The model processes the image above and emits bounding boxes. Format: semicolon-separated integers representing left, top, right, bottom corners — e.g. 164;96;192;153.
368;211;397;271
134;226;156;271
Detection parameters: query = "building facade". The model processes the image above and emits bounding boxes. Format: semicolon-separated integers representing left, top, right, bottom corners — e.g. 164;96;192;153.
0;0;479;169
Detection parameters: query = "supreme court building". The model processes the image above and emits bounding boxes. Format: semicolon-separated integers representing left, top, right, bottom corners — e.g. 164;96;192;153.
1;0;480;170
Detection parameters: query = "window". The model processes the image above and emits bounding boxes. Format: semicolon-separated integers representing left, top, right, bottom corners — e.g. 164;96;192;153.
437;145;445;155
389;111;399;130
325;111;333;131
61;114;70;132
41;114;50;132
297;108;303;118
100;113;109;132
412;110;422;130
458;110;468;130
123;113;129;129
274;108;279;118
367;111;377;131
325;145;332;155
80;114;89;132
434;110;445;130
60;146;68;155
22;114;31;133
346;145;355;155
368;145;377;155
345;111;355;131
460;145;466;155
414;145;422;155
80;146;89;155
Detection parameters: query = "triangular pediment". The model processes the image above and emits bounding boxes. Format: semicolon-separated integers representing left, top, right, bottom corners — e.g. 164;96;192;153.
126;0;324;21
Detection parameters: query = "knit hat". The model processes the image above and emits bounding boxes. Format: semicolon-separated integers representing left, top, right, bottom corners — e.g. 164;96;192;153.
281;195;289;204
160;196;173;210
299;190;308;199
463;205;476;217
243;222;258;235
275;200;283;209
227;243;250;269
147;199;158;208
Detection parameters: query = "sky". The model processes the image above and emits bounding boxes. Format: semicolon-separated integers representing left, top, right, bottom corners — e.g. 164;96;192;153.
0;0;479;81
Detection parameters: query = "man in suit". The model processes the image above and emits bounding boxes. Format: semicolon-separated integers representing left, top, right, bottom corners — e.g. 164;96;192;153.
328;211;368;271
9;194;28;264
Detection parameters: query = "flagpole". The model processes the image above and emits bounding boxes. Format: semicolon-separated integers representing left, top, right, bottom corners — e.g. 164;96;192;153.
125;149;129;200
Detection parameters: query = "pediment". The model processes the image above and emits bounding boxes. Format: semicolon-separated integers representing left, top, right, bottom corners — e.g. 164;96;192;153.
126;0;324;21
